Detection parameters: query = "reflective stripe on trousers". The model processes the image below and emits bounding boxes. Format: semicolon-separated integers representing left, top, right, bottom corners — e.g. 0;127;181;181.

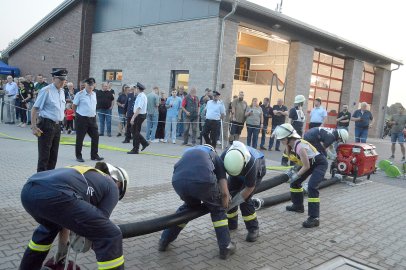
98;255;125;270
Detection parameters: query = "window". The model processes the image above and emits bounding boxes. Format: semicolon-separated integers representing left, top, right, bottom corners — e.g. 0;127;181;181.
170;70;189;91
359;63;375;106
103;70;122;82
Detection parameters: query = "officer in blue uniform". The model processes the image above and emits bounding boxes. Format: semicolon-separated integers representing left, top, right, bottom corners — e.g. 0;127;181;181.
30;69;67;172
158;144;236;260
303;127;348;157
222;141;266;242
19;162;129;270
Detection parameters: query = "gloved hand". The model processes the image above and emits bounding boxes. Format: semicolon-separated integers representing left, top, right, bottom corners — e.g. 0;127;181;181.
227;192;245;210
285;169;300;183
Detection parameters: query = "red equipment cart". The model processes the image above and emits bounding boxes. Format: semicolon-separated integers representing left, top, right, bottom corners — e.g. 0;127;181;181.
330;143;378;183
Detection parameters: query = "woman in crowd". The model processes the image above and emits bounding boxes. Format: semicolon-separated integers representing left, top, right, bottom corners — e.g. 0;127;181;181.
17;80;31;128
245;98;263;149
116;85;129;137
156;91;167;142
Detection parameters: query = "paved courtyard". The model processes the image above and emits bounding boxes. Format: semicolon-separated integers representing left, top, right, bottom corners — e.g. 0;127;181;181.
0;123;405;270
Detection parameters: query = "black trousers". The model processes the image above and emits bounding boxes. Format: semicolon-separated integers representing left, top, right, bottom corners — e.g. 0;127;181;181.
37;118;61;172
132;114;147;152
202;119;220;149
124;113;133;141
309;122;322;129
75;114;99;159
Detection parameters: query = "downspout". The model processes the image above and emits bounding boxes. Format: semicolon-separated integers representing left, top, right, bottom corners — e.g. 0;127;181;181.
215;0;238;91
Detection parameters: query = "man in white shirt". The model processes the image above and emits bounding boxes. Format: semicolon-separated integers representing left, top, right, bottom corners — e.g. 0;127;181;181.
202;91;225;149
128;82;149;154
4;75;18;124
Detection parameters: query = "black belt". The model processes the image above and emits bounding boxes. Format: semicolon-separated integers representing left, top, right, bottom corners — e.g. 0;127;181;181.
7;95;14;97
77;114;96;119
41;117;60;125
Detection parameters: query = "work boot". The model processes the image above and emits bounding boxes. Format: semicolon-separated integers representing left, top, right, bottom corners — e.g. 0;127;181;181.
158;239;169;252
246;229;259;242
302;217;320;228
219;242;236;260
286;204;304;213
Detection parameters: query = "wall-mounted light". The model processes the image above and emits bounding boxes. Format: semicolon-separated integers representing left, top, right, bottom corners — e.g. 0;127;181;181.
41;55;45;61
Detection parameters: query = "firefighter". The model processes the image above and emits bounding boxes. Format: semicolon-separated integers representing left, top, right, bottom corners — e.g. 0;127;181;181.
274;123;328;228
19;162;129;270
303;127;349;158
158;144;236;260
222;141;267;242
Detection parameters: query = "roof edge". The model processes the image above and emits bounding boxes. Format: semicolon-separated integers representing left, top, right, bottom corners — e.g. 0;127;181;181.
2;0;78;56
223;0;403;66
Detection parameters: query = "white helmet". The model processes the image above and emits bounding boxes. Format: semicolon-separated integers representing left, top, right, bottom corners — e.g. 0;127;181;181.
294;95;306;104
273;123;301;140
105;163;129;200
224;141;251;176
337;129;349;143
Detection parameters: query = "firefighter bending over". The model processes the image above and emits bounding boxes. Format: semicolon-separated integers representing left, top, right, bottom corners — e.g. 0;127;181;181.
274;123;328;228
158;144;236;259
222;141;266;242
20;162;129;270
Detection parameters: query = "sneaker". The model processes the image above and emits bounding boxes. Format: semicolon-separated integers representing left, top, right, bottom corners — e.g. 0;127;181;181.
67;129;72;134
260;146;266;150
17;123;23;127
91;156;104;161
275;148;281;151
182;142;187;146
99;134;104;136
219;242;236;260
302;217;320;228
159;139;164;142
389;155;395;159
286;205;304;213
20;123;26;128
117;133;122;137
217;140;221;145
71;131;76;134
163;140;168;143
151;139;159;143
172;140;176;144
246;229;259;242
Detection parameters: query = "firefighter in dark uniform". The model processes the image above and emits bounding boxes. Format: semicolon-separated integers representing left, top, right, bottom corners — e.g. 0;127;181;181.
19;162;129;270
303;127;348;157
30;69;67;172
158;144;236;260
122;85;136;143
222;141;266;242
274;123;328;228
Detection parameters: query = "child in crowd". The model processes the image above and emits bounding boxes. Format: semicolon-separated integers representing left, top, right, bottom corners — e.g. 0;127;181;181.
65;103;75;134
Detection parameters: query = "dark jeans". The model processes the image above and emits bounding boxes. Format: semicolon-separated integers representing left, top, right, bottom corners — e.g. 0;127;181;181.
183;116;197;144
36;118;61;172
202;119;220;149
268;125;281;150
246;124;260;149
355;127;369;143
97;109;112;135
124;113;133;141
131;114;147;152
75;114;99;159
0;95;4;122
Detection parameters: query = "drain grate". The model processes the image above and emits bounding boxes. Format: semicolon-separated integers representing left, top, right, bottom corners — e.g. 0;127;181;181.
311;256;379;270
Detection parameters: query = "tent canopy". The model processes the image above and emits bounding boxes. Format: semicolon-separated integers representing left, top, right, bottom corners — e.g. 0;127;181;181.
0;61;20;77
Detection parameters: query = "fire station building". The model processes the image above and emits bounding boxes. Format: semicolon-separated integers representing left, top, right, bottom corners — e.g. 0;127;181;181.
4;0;402;138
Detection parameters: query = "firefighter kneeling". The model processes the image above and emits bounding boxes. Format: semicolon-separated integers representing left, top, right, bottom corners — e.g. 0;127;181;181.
274;123;328;228
19;162;129;270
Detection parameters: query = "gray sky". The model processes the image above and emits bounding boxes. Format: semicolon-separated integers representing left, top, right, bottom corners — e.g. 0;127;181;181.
1;0;404;107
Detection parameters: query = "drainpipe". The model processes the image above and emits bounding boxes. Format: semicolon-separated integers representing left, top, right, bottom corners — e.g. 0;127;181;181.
215;0;238;91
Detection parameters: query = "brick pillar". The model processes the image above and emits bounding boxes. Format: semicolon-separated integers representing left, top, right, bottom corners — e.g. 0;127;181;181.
284;42;314;112
340;58;363;138
370;67;391;138
217;19;239;143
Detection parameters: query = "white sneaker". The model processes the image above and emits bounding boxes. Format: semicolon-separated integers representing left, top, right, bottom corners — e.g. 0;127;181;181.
20;123;26;128
217;140;221;145
172;140;176;144
159;139;164;142
17;123;23;127
151;139;159;143
163;140;168;143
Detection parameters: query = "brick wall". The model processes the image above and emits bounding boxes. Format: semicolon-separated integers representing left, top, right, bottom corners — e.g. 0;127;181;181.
7;0;95;87
89;17;221;97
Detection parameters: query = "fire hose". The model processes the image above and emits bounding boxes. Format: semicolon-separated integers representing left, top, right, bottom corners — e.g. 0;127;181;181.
119;174;340;238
